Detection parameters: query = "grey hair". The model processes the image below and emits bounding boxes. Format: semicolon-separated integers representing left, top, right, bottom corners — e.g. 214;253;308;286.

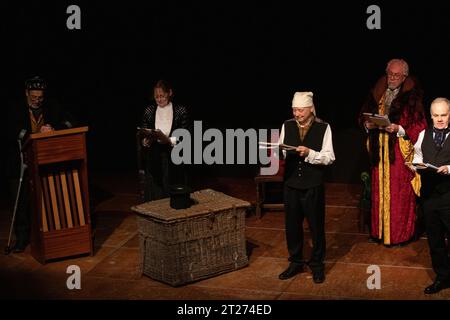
386;59;409;77
430;97;450;113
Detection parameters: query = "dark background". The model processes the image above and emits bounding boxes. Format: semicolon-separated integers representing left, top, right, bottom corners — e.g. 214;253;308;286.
1;1;450;188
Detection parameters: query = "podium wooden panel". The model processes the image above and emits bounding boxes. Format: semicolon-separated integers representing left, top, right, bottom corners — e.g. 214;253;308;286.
24;127;93;263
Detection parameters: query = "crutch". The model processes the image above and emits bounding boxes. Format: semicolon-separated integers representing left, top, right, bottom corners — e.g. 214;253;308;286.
5;130;28;255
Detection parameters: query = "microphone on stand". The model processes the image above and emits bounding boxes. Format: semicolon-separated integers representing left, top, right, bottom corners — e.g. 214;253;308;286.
63;120;73;129
18;129;27;141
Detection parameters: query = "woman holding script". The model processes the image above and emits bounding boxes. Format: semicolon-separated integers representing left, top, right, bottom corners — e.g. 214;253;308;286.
139;80;191;201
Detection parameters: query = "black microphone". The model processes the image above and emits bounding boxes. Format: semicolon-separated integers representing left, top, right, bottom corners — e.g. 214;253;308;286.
63;121;73;128
18;129;27;140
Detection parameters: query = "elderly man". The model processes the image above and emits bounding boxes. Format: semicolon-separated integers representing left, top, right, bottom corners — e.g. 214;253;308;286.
359;59;427;246
412;98;450;294
278;91;335;283
5;76;73;252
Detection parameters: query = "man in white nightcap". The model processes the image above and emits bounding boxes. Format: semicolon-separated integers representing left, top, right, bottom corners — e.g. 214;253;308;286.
278;91;335;284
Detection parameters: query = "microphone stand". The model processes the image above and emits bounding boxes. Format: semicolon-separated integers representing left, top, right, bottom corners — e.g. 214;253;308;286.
5;134;28;255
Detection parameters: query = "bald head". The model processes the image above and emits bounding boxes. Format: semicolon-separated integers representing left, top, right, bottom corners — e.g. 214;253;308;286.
431;98;450;129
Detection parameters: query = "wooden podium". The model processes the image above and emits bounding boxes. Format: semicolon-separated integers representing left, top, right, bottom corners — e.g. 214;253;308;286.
23;126;93;263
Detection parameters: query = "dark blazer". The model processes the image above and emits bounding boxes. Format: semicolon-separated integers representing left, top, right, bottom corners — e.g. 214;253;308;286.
140;103;191;185
5;97;72;178
141;103;190;134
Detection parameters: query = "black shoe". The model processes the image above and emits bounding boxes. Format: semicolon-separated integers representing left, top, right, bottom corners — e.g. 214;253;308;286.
368;237;380;244
313;270;325;284
386;240;411;248
424;280;450;294
279;263;304;280
12;241;27;253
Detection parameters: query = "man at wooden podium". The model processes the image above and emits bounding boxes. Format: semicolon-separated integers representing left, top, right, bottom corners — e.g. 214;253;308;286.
5;76;74;253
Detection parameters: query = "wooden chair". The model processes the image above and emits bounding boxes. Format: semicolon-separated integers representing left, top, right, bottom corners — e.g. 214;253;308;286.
254;159;285;219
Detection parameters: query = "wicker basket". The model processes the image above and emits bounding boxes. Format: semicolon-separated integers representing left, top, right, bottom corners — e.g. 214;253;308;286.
131;189;250;286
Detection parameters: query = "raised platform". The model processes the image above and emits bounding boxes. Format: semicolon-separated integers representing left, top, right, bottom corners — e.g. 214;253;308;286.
0;172;446;300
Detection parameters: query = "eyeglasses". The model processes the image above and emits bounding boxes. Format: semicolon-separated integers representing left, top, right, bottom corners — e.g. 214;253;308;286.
386;72;404;80
29;95;44;101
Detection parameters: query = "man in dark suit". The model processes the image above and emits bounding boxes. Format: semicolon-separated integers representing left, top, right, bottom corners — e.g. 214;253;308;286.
412;97;450;294
5;76;73;253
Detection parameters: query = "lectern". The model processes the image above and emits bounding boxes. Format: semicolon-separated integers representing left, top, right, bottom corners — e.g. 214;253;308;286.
23;126;93;263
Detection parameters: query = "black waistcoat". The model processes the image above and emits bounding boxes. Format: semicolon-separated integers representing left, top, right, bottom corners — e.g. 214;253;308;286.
283;119;328;189
420;129;450;197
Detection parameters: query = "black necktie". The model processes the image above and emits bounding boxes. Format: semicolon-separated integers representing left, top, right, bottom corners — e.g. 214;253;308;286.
433;127;450;148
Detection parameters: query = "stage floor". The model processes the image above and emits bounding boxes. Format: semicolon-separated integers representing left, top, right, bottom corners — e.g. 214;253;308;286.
0;172;449;300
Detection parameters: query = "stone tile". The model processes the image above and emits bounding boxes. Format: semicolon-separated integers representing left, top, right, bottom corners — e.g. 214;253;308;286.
87;247;141;280
245;228;287;261
339;240;432;268
284;262;450;300
190;257;293;294
94;195;138;213
129;281;279;300
325;207;362;234
94;215;138;248
246;211;285;229
122;234;139;248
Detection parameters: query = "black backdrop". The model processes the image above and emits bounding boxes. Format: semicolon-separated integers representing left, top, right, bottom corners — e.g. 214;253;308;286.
1;1;450;186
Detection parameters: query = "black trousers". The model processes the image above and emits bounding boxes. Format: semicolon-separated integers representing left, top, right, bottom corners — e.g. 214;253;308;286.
8;177;31;245
144;146;188;202
283;184;326;272
144;150;170;201
422;192;450;281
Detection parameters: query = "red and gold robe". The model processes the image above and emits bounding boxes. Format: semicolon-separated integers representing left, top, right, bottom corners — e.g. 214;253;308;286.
360;75;427;245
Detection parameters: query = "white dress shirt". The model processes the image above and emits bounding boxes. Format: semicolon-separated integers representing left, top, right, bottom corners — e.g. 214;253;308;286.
155;102;177;145
413;129;450;174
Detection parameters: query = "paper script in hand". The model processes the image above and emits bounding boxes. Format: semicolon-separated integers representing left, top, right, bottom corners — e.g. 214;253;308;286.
407;162;439;170
362;113;391;128
137;127;171;144
259;142;297;151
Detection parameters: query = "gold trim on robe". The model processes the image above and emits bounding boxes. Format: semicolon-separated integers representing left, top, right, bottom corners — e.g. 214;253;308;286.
398;137;421;197
377;94;391;244
378;131;391;244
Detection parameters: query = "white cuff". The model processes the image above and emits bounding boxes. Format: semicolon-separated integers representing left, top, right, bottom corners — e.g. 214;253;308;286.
305;149;316;163
397;125;406;137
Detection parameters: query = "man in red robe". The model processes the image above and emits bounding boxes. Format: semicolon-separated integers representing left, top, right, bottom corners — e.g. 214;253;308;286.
359;59;427;246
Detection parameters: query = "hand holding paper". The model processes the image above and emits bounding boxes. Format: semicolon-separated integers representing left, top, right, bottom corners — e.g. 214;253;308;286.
405;162;439;170
137;127;172;145
258;142;297;151
362;113;391;128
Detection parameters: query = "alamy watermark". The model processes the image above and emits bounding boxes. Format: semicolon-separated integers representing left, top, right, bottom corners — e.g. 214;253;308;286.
66;5;81;30
170;121;280;176
66;265;81;290
366;264;381;289
366;5;381;30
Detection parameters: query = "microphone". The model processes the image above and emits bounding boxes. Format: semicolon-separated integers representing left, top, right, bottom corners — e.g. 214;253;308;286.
18;129;27;140
63;120;73;128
